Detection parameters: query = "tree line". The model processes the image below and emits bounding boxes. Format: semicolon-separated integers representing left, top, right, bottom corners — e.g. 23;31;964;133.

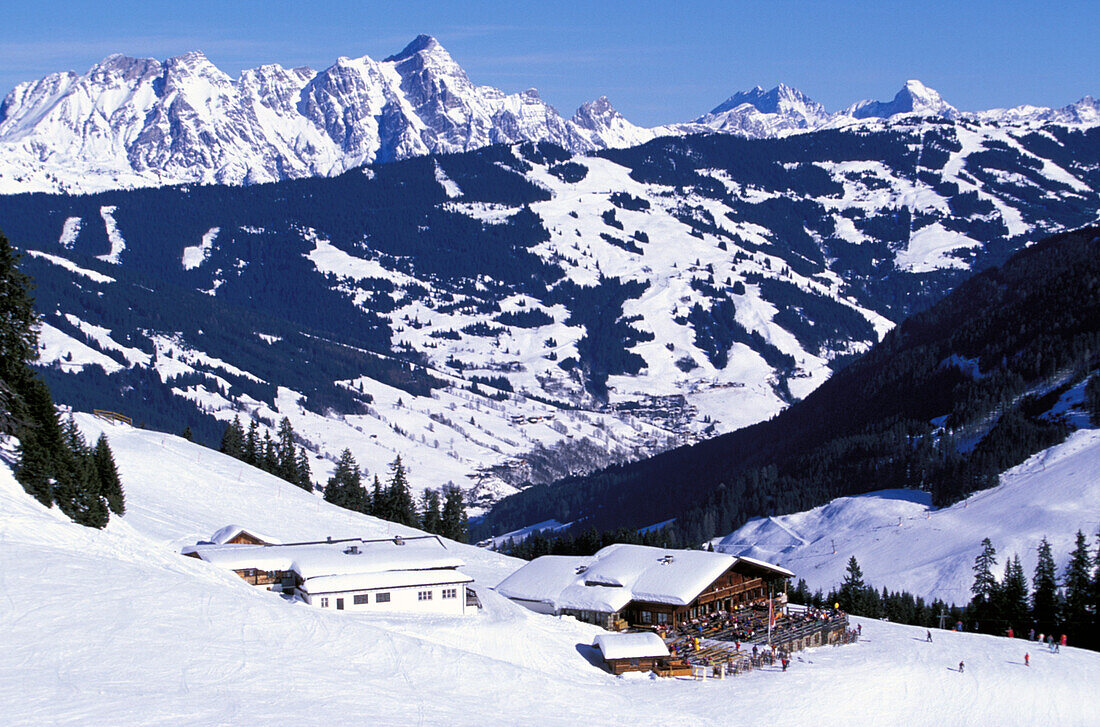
0;230;124;528
218;415;313;491
801;530;1100;651
323;450;469;543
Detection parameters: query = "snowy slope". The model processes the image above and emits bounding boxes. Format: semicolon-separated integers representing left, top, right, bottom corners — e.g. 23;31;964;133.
712;429;1100;605
0;419;1097;725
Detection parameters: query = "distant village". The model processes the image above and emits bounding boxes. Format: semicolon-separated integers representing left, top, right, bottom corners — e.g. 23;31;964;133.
185;527;853;677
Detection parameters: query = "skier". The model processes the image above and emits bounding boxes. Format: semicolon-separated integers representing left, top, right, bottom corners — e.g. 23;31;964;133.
926;630;933;643
1007;626;1014;639
1025;653;1030;667
958;661;965;673
1029;628;1035;641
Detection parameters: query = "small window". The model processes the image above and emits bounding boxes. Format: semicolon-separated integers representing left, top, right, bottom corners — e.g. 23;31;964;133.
442;588;457;599
336;598;344;610
418;590;433;601
353;594;369;605
376;592;391;603
641;610;652;624
320;597;329;608
630;658;639;668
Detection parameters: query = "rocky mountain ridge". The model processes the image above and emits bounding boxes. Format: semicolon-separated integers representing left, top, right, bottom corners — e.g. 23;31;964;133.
1;35;1096;195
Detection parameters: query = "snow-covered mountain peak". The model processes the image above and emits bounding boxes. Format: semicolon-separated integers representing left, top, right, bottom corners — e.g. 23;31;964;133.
383;33;443;63
696;82;829;134
848;79;958;119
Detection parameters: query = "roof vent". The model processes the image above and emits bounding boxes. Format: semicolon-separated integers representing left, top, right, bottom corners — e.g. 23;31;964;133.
575;565;588;575
660;555;674;565
344;545;360;555
326;536;332;543
394;535;405;546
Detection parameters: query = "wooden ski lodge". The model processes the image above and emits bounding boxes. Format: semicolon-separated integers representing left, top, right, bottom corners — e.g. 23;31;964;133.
494;544;793;630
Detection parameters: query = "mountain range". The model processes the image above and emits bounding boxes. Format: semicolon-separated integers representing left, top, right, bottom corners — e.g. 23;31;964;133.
0;35;1096;194
2;110;1098;512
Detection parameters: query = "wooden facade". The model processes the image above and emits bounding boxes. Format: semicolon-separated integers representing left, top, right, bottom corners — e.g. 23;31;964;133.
622;563;772;630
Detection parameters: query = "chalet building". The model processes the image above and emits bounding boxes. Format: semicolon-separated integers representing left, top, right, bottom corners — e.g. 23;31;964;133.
592;632;671;675
183;532;474;615
494;544;793;630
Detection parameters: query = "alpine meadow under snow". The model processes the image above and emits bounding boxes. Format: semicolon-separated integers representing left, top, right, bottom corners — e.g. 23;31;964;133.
1;416;1098;726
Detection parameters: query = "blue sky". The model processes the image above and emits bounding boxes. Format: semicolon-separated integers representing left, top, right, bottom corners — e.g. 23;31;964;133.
2;0;1096;126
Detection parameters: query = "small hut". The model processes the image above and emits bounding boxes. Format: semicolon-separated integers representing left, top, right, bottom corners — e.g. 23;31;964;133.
592;632;670;675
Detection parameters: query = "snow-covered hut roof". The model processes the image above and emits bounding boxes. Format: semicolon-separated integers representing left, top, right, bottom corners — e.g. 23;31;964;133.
592;632;670;661
494;543;791;613
209;524;280;545
734;554;795;579
185;535;465;581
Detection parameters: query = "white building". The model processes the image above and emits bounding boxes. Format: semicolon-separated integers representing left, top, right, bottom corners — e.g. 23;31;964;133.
184;533;474;615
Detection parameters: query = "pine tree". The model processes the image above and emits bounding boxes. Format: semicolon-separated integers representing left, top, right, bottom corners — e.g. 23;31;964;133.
1091;530;1100;642
244;419;259;466
440;483;468;543
261;431;276;473
219;415;245;459
275;417;298;482
1000;554;1030;633
839;556;865;614
1032;537;1059;633
92;433;125;515
181;425;193;442
0;231;38;391
420;489;442;534
970;538;999;631
385;456;418;527
324;449;367;513
1062;531;1093;640
370;475;385;518
294;445;313;492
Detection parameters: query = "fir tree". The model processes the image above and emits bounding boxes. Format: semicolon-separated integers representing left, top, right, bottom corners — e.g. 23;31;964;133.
420;489;442;534
324;449;367;513
385;456;418;527
970;538;999;631
0;231;37;391
1032;537;1059;633
370;475;384;518
244;419;259;466
838;556;865;614
275;417;298;482
440;483;468;543
181;425;193;442
294;445;313;491
1062;531;1093;639
1000;554;1029;633
261;431;276;473
219;415;245;459
92;433;125;515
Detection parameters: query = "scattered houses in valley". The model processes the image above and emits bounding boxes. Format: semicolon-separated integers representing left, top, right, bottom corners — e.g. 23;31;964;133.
184;530;474;615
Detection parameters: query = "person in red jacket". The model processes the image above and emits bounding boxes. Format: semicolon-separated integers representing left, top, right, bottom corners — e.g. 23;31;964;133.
1025;652;1030;667
1007;627;1014;638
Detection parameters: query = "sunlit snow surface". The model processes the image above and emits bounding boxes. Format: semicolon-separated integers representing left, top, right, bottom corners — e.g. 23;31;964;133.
0;417;1097;725
714;429;1100;605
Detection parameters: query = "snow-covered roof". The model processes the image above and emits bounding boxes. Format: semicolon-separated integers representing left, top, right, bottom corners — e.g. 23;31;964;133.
209;524;280;545
494;544;791;612
592;632;670;661
734;554;795;579
303;569;472;595
186;535;465;581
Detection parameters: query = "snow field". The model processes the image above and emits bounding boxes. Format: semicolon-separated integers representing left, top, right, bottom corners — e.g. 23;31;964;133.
2;418;1098;725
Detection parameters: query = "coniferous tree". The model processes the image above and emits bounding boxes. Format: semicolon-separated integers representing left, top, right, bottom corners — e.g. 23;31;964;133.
1091;530;1100;641
324;449;368;513
838;556;865;613
93;433;125;515
244;419;259;466
385;456;418;527
970;538;999;631
1063;531;1093;640
440;483;468;543
294;445;313;491
420;488;442;534
369;475;385;518
261;431;276;473
219;415;245;459
1000;554;1030;633
275;417;298;482
180;425;193;442
1032;537;1059;634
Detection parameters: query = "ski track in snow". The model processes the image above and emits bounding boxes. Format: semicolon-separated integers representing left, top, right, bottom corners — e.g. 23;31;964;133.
0;416;1097;725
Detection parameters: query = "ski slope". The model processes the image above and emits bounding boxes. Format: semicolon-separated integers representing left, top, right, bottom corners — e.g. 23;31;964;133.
0;416;1097;725
713;428;1100;604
